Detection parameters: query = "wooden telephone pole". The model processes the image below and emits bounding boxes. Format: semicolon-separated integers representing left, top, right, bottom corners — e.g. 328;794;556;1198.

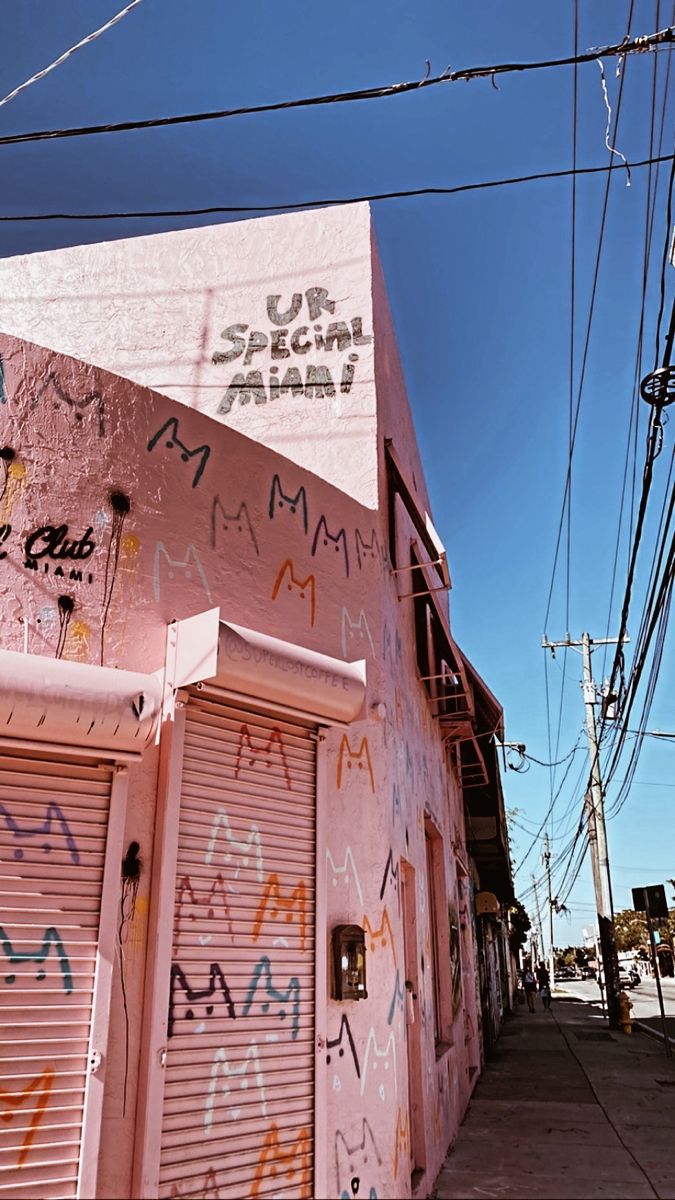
541;632;625;1028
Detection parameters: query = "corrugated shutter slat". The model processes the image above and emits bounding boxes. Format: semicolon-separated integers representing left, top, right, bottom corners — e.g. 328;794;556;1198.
0;749;112;1198
159;696;316;1200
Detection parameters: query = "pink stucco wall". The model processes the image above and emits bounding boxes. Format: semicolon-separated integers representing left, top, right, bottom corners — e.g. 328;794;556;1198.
0;204;483;1200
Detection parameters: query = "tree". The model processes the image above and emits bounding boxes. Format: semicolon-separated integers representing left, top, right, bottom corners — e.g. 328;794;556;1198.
508;899;531;955
613;907;675;953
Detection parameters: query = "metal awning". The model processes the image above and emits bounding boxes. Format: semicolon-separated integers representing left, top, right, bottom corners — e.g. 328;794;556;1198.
166;608;366;725
0;648;162;758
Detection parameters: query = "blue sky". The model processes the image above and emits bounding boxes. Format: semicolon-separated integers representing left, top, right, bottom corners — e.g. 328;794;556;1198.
0;1;673;943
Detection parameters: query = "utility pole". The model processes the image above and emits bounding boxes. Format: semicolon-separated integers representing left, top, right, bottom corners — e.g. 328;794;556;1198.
541;632;627;1028
543;833;555;988
531;873;545;972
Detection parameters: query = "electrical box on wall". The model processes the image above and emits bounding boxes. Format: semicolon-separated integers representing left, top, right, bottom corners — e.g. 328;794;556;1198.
332;924;367;1000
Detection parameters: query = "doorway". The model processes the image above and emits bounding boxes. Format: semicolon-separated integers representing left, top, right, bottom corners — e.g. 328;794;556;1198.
400;858;425;1184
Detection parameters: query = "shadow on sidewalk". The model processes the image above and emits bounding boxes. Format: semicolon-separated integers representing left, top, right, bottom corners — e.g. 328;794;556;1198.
431;997;675;1200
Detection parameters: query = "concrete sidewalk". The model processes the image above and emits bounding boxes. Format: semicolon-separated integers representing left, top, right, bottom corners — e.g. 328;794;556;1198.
432;998;675;1200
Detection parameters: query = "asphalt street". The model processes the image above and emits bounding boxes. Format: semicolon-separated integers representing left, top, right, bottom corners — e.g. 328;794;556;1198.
556;977;675;1039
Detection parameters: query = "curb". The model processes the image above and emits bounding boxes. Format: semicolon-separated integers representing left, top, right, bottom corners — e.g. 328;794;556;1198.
634;1018;675;1051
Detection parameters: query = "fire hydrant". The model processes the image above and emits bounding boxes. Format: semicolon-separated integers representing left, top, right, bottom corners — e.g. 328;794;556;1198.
618;989;633;1035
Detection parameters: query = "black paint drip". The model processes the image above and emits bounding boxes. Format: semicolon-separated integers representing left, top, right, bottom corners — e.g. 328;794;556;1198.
55;594;75;659
100;490;131;665
119;839;141;1117
110;491;131;515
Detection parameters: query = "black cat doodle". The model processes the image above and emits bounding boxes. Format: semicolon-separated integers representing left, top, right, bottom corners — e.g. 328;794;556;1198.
147;417;210;488
311;515;349;577
355;528;381;570
168;963;236;1037
268;474;308;534
211;496;259;555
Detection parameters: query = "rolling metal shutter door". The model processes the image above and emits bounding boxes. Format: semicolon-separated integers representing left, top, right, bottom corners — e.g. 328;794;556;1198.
159;695;316;1200
0;749;113;1200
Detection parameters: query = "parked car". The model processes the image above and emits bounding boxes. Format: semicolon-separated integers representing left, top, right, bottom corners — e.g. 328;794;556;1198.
618;967;640;990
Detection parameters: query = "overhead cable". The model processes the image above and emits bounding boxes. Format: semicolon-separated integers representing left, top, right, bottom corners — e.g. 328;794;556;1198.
520;745;582;768
0;155;671;223
603;156;675;715
601;1;671;677
0;0;144;112
0;25;671;147
543;32;633;636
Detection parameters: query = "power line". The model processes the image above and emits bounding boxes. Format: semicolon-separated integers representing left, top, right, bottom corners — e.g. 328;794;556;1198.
566;0;580;639
0;0;144;113
543;19;634;636
604;155;675;717
0;25;671;149
519;745;582;768
601;0;671;678
541;5;634;902
513;737;586;873
0;155;670;224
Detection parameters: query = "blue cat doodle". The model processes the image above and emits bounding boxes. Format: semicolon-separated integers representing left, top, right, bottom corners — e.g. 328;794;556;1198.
242;955;300;1040
0;926;74;993
0;801;80;864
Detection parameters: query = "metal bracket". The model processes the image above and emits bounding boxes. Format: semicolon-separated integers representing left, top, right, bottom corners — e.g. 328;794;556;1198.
397;584;450;600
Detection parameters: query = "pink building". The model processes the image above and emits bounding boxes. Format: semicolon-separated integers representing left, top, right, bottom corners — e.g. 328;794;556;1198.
0;205;511;1199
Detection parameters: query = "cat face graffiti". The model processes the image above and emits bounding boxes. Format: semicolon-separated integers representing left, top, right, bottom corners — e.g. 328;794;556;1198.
360;1030;397;1101
0;1067;55;1168
336;735;375;792
271;560;316;627
326;1014;360;1091
34;371;106;437
362;910;397;969
335;1118;382;1200
168;963;236;1037
168;1168;221;1199
387;971;404;1025
393;1108;410;1181
268;474;308;534
379;849;399;902
234;724;292;791
210;496;259;556
340;609;374;660
147;417;210;488
0;926;73;994
251;1124;311;1200
0;801;79;865
326;847;364;908
173;874;233;955
205;1041;268;1131
241;956;300;1040
252;873;307;951
311;516;349;577
354;528;381;570
204;808;264;885
153;542;212;604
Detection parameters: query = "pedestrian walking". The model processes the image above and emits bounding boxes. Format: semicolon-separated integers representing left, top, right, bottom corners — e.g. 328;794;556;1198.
523;965;537;1012
536;961;551;1009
